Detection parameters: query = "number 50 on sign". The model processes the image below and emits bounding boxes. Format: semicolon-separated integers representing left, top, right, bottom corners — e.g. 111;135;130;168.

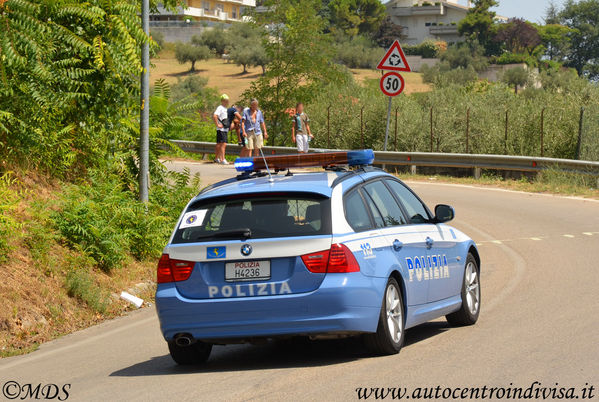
380;72;405;97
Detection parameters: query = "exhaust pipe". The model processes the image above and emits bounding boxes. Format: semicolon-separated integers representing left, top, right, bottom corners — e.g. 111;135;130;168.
174;333;194;347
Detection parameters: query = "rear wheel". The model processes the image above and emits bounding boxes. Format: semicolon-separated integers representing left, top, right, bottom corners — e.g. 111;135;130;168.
446;253;480;326
364;277;405;355
168;341;212;365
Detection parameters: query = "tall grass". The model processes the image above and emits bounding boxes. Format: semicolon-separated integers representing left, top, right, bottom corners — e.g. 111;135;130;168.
0;173;22;262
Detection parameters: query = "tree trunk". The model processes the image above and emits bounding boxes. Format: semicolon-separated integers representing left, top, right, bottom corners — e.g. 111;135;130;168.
243;64;247;73
190;60;196;72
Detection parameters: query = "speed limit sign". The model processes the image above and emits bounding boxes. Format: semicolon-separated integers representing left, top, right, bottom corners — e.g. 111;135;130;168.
379;72;405;97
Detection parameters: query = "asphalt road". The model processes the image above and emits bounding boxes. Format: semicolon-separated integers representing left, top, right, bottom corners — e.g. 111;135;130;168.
1;160;598;401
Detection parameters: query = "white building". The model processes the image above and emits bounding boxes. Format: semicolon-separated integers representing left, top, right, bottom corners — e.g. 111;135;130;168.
386;0;471;45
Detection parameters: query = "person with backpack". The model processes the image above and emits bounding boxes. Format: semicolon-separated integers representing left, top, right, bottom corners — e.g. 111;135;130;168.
291;102;313;153
227;103;249;157
213;94;230;164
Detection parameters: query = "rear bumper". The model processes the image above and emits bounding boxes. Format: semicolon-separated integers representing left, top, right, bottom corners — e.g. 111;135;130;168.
155;273;385;341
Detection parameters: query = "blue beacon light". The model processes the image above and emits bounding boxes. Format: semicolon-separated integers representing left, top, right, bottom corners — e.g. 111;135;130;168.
234;149;374;173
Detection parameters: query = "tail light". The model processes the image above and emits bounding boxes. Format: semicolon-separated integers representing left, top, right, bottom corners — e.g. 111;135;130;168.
157;254;195;283
301;244;359;274
301;250;330;273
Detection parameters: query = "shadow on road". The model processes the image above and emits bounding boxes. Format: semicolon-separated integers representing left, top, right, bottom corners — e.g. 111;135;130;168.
110;321;449;377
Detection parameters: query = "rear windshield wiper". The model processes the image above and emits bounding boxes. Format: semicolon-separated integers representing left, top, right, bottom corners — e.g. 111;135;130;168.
196;228;252;240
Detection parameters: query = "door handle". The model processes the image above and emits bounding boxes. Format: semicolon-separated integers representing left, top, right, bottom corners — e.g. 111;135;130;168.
425;237;434;249
392;239;403;251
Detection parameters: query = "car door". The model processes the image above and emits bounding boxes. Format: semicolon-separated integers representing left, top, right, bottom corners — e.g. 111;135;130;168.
384;179;461;302
361;180;430;306
341;187;396;278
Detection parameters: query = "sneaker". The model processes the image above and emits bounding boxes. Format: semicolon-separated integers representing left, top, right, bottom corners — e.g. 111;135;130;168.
214;158;221;164
220;159;229;165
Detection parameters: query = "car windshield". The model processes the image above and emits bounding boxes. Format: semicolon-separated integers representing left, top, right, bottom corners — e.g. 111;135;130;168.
172;193;331;244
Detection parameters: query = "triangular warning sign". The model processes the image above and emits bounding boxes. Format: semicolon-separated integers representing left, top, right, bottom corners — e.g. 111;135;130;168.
376;40;411;72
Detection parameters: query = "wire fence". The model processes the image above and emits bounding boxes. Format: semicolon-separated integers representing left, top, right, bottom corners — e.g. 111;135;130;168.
308;103;599;162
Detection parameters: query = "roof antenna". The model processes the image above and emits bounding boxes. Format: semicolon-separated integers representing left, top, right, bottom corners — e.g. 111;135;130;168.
258;148;274;183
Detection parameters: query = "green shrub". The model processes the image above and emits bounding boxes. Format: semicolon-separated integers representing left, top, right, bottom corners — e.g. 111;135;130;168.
0;173;22;263
333;35;385;69
54;169;197;271
65;262;109;313
403;40;443;59
24;205;56;273
441;43;488;72
494;52;538;67
421;62;478;87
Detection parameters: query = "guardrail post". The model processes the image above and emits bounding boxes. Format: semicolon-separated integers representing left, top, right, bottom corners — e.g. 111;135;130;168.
429;107;433;153
576;107;584;160
540;108;545;157
360;106;365;149
466;107;470;153
504;110;508;155
394;106;399;152
474;167;481;180
327;105;331;149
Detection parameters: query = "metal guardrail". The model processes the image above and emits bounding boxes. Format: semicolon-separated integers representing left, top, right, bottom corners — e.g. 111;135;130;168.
169;140;599;177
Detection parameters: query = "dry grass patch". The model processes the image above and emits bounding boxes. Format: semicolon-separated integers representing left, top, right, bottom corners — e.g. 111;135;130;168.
151;51;430;102
0;171;157;358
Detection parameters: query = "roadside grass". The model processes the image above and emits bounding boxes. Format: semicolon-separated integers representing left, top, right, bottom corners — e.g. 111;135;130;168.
151;50;430;102
0;169;182;358
394;169;599;199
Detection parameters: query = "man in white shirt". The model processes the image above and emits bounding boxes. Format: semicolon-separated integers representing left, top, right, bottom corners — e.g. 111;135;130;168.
213;94;230;165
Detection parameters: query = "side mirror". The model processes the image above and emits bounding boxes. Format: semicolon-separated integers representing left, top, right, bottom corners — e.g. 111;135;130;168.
434;204;454;223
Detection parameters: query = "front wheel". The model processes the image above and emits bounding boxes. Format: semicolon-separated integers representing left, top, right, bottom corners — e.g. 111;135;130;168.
446;253;480;326
168;340;212;365
364;277;405;355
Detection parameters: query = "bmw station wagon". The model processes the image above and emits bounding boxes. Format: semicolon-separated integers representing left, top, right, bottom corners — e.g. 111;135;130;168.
155;150;481;365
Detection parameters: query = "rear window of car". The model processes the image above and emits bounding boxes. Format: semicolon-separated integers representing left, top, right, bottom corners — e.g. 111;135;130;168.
172;193;331;244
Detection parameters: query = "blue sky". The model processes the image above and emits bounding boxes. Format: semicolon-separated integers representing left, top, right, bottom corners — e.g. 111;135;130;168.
455;0;569;23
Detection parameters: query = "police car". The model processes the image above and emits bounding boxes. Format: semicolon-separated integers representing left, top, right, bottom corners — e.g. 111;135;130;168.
155;150;481;365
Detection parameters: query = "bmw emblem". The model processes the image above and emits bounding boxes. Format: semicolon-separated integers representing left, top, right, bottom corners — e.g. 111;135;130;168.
241;244;252;256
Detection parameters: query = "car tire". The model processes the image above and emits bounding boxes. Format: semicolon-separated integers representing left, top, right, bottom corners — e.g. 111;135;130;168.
364;277;405;355
168;341;212;365
446;253;480;326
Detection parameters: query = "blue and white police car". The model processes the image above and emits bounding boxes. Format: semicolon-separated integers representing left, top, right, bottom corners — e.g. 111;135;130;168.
155;150;481;365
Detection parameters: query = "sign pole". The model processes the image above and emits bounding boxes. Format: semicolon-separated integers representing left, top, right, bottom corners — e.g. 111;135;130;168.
377;39;411;154
384;96;392;151
139;0;150;203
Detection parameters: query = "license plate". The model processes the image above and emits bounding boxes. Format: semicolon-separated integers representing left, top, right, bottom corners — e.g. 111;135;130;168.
225;261;270;282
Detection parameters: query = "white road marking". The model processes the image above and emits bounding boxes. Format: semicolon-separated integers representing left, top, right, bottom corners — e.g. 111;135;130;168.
476;232;597;244
405;180;599;204
456;221;527;315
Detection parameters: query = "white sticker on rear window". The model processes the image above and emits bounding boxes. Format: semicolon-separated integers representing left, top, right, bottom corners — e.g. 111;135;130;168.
179;210;207;229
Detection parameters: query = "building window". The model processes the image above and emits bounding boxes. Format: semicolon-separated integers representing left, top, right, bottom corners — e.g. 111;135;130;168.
202;1;210;12
425;22;431;26
232;6;237;19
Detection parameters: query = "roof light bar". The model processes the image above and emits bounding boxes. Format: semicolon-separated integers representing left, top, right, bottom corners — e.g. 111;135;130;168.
234;149;374;173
